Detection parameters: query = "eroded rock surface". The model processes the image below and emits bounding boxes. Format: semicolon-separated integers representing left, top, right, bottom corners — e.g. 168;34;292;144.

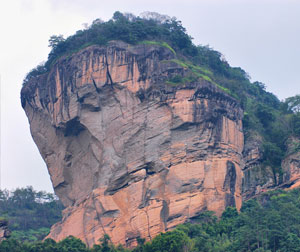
21;41;244;246
282;138;300;189
242;132;274;199
242;133;300;200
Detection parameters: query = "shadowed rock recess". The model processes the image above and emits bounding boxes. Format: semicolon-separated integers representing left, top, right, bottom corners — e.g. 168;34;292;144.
21;41;246;246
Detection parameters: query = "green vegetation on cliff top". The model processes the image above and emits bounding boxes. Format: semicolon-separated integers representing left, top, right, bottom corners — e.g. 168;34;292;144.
3;187;300;251
23;11;300;190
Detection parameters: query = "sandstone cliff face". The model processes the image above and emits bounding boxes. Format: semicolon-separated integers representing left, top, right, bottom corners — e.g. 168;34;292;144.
21;41;244;246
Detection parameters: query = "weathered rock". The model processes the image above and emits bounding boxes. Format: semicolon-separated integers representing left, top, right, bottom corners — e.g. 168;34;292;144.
242;133;300;199
21;41;244;246
0;219;10;242
242;131;274;199
282;137;300;189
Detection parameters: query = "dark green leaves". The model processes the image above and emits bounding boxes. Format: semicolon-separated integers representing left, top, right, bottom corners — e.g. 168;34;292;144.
0;187;64;242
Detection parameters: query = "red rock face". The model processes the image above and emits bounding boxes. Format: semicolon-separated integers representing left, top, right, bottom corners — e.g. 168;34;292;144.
21;41;244;247
282;138;300;189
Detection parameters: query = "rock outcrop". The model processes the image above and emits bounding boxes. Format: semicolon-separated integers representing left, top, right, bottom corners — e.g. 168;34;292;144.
21;41;244;246
242;133;300;199
0;219;10;242
242;132;274;199
282;137;300;189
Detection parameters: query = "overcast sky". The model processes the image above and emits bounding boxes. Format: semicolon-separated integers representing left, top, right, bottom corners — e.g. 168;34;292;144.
0;0;299;193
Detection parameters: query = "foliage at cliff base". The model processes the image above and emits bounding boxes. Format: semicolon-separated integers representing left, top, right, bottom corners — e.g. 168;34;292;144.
2;188;300;251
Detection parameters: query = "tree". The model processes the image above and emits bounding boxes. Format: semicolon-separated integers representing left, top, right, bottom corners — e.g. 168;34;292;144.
291;113;300;136
139;11;171;23
0;187;63;241
144;230;192;252
48;35;65;50
57;236;88;252
255;104;274;128
112;11;127;23
23;62;47;85
284;95;300;113
280;233;300;252
0;239;24;252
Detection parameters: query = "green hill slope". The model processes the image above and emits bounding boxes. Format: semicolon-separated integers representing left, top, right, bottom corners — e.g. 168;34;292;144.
0;187;64;242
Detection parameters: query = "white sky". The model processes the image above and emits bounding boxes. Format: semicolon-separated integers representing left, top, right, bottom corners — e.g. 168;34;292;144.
0;0;299;193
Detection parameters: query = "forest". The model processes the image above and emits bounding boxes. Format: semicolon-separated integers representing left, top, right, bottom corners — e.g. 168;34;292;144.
0;187;64;242
2;187;300;251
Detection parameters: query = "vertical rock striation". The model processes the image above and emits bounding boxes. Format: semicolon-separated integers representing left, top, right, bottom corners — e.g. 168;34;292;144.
21;41;244;246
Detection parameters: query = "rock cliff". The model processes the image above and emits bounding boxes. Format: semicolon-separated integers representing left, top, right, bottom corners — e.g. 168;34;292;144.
21;41;244;246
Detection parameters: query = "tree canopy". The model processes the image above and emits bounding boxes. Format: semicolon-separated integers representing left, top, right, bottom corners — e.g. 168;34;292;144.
0;187;64;242
3;188;300;251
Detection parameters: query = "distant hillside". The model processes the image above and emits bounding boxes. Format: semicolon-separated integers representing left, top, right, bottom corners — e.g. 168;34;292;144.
0;187;64;242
